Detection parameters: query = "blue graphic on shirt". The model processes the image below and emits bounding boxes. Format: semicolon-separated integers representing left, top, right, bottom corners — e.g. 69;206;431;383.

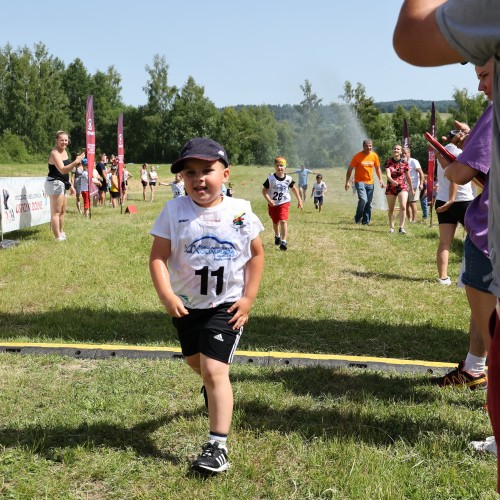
185;236;236;261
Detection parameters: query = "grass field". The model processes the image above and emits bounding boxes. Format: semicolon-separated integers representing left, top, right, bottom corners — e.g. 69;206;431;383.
0;162;496;498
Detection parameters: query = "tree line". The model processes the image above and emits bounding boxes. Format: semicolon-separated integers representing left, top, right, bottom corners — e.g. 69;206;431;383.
0;43;489;170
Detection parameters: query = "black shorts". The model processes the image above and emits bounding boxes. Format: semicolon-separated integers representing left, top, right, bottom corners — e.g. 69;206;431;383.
435;199;471;226
110;191;119;199
172;303;242;364
141;180;147;187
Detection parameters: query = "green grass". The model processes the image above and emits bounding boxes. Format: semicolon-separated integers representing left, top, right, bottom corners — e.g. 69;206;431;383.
0;162;495;498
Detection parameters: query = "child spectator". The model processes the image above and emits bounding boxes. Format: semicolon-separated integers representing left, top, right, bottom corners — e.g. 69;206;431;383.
160;172;185;198
310;174;328;212
262;156;303;251
80;158;90;217
149;138;264;474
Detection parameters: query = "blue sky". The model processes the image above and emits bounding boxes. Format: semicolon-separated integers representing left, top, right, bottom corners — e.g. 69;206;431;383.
2;0;480;108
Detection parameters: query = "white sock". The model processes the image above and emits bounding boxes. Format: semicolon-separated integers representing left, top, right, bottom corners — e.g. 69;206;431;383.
463;353;486;376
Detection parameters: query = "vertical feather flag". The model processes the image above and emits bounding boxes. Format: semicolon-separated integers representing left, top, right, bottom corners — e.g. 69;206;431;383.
86;96;96;217
117;114;124;212
403;119;410;149
427;102;436;204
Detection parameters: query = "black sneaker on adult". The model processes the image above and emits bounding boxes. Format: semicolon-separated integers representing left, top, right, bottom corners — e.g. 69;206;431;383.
430;361;487;390
274;236;281;246
191;441;229;473
279;241;287;251
200;385;208;409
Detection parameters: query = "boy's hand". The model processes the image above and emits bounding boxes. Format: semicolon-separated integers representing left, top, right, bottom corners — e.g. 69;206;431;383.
164;294;189;317
227;297;253;330
297;200;303;210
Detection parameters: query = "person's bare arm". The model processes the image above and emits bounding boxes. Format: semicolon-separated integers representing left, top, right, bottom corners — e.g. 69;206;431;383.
393;0;464;66
149;236;188;317
444;161;478;185
227;236;264;330
345;166;354;191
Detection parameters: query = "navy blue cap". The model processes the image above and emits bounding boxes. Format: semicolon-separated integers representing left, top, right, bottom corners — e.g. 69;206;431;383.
82;158;88;165
170;138;229;173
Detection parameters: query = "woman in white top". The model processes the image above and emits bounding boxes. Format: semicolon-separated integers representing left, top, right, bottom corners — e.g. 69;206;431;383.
434;132;474;285
148;165;159;202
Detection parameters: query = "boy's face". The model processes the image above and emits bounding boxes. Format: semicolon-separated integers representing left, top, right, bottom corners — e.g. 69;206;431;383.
274;162;286;176
182;159;229;208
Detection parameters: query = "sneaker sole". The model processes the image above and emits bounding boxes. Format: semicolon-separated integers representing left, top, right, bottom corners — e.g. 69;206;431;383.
191;462;230;473
430;376;487;390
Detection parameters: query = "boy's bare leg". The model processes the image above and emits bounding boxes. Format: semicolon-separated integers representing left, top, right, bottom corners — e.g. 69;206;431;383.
201;355;233;434
280;220;288;242
185;354;233;434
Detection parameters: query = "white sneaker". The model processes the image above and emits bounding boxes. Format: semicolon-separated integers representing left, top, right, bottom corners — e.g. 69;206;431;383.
399;227;407;234
389;227;395;233
471;436;497;456
438;277;451;285
55;236;66;242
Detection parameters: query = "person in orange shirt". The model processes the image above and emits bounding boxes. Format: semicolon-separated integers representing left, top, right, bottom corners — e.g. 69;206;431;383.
345;139;384;225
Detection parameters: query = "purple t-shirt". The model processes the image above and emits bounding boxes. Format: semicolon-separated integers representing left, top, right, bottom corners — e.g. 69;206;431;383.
460;104;493;255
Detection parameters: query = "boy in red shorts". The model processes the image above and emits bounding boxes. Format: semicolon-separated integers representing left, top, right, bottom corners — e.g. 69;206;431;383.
262;156;303;251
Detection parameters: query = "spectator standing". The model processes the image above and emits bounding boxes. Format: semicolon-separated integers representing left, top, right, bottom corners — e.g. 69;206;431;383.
384;144;413;234
345;139;384;225
44;131;85;241
403;148;424;222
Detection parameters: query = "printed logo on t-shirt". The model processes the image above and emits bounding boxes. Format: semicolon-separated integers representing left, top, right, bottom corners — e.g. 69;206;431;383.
185;235;236;261
231;212;246;229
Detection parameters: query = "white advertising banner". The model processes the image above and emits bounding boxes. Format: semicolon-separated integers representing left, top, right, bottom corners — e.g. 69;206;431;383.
0;177;51;235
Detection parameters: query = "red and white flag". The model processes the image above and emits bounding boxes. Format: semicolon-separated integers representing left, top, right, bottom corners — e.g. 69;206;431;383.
117;113;124;206
427;102;436;203
86;96;97;199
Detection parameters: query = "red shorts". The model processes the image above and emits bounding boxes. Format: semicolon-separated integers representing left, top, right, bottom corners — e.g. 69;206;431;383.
268;202;290;224
81;191;90;209
487;305;500;493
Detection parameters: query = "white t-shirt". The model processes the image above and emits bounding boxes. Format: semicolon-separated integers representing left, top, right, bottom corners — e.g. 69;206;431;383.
312;182;327;197
151;196;264;309
436;143;474;202
170;182;185;198
408;158;422;188
264;173;293;206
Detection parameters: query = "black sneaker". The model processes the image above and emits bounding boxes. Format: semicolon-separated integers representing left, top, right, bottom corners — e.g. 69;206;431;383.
274;236;281;246
200;385;208;409
279;241;287;251
191;441;229;473
430;361;487;390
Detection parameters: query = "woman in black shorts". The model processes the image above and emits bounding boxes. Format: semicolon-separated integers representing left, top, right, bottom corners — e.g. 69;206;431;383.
435;142;474;285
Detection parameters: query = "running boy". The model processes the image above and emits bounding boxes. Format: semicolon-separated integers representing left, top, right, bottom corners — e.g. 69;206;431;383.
149;138;264;474
262;156;303;251
310;174;328;212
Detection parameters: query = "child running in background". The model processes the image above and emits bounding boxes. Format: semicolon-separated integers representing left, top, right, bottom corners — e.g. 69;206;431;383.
149;138;264;474
160;172;185;198
262;156;303;251
310;174;328;212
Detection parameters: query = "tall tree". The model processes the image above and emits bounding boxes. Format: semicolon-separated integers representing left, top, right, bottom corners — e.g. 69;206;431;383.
62;58;93;148
295;80;327;166
340;81;380;139
166;77;219;161
142;54;178;161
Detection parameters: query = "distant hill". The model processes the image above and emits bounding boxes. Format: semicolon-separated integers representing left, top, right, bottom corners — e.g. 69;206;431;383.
374;99;456;113
228;101;456;123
